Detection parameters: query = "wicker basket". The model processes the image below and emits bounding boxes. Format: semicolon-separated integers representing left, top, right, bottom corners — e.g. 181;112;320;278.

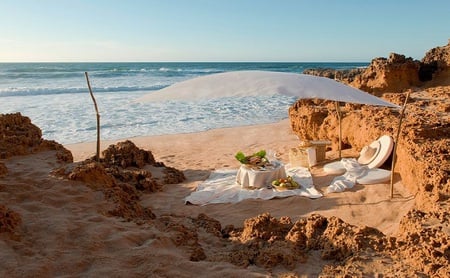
290;140;331;167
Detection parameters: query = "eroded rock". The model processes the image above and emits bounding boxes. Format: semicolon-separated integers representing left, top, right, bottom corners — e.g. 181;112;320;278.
350;53;422;94
0;112;73;162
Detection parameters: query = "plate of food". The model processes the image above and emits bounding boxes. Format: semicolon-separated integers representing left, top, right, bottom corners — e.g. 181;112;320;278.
235;150;274;169
271;176;299;191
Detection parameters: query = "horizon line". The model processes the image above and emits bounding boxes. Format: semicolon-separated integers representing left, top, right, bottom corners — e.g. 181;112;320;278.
0;61;371;64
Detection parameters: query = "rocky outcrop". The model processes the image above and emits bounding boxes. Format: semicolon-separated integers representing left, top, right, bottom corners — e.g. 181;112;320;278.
350;53;422;95
0;112;185;223
289;41;450;275
211;209;449;275
100;140;185;186
303;68;365;83
288;84;450;276
0;113;73;162
420;39;450;85
216;213;394;270
102;140;156;168
303;40;450;93
65;140;185;222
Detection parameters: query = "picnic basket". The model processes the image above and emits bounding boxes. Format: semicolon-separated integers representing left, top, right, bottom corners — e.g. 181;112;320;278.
289;146;311;168
289;140;331;167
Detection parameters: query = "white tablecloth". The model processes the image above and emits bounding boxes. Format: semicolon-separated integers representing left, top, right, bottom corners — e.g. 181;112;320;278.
236;162;286;189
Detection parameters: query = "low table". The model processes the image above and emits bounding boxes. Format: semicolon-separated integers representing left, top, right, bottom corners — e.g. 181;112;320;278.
236;162;287;189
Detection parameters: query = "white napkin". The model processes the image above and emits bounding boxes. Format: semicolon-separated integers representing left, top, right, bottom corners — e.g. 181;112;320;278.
326;158;369;193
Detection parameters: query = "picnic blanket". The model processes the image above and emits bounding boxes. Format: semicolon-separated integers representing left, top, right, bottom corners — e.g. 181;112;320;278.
185;166;322;205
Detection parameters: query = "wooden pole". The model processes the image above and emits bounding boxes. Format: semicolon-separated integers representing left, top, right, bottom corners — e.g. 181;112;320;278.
333;74;342;160
335;101;342;159
390;91;410;199
85;72;101;162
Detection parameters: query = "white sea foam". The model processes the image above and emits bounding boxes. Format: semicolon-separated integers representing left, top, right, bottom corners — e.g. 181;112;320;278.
0;90;296;144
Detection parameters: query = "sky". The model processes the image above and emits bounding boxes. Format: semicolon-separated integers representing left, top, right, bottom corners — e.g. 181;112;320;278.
0;0;449;62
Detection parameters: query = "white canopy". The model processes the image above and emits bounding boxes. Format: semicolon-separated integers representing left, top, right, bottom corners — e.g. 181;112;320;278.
138;70;399;108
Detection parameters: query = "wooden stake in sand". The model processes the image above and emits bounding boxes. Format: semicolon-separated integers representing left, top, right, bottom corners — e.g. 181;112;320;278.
84;72;101;161
334;72;343;160
390;90;410;199
335;101;342;160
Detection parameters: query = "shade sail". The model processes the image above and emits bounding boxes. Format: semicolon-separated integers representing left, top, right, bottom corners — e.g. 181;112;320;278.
138;70;399;108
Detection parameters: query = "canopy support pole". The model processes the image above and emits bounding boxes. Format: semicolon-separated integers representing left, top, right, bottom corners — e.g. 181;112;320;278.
335;101;342;160
390;91;410;199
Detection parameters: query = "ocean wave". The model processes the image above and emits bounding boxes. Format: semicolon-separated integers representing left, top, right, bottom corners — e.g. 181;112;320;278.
158;67;171;72
0;64;213;80
0;71;84;80
0;84;167;97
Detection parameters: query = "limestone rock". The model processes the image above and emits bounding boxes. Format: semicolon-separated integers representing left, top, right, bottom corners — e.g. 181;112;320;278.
0;112;73;162
420;39;450;85
422;39;450;69
350;53;422;94
102;140;156;168
303;67;365;83
0;112;42;158
303;40;450;90
65;140;185;222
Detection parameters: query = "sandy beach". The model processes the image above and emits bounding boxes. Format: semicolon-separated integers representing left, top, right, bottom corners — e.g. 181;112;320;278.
66;119;415;235
0;117;416;277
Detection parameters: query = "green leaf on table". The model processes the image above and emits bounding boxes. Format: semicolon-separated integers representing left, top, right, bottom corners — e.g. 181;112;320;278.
254;150;266;158
235;151;247;163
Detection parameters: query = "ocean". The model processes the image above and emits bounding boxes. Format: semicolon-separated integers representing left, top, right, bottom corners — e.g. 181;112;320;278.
0;62;368;144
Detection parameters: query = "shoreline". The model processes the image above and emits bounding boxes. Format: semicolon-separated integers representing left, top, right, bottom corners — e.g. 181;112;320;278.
65;119;296;164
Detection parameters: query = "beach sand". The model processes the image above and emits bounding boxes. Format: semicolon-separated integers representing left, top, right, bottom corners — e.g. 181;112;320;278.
1;118;416;277
67;119;414;235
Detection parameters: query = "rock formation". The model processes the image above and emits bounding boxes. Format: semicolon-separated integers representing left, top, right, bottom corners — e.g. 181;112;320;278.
421;39;450;85
0;112;73;162
303;39;450;93
302;67;365;84
350;53;422;95
288;40;450;276
64;140;185;221
0;113;185;223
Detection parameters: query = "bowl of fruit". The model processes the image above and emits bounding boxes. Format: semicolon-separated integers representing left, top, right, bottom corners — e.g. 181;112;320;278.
271;176;299;191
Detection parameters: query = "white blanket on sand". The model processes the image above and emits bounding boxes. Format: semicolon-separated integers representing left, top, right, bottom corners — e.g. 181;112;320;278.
185;166;322;205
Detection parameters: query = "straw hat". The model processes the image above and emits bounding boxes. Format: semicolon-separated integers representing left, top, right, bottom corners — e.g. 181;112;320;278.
357;135;394;169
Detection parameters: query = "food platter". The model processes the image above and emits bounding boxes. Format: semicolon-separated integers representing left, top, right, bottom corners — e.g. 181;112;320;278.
271;176;299;191
235;150;270;167
235;149;281;171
